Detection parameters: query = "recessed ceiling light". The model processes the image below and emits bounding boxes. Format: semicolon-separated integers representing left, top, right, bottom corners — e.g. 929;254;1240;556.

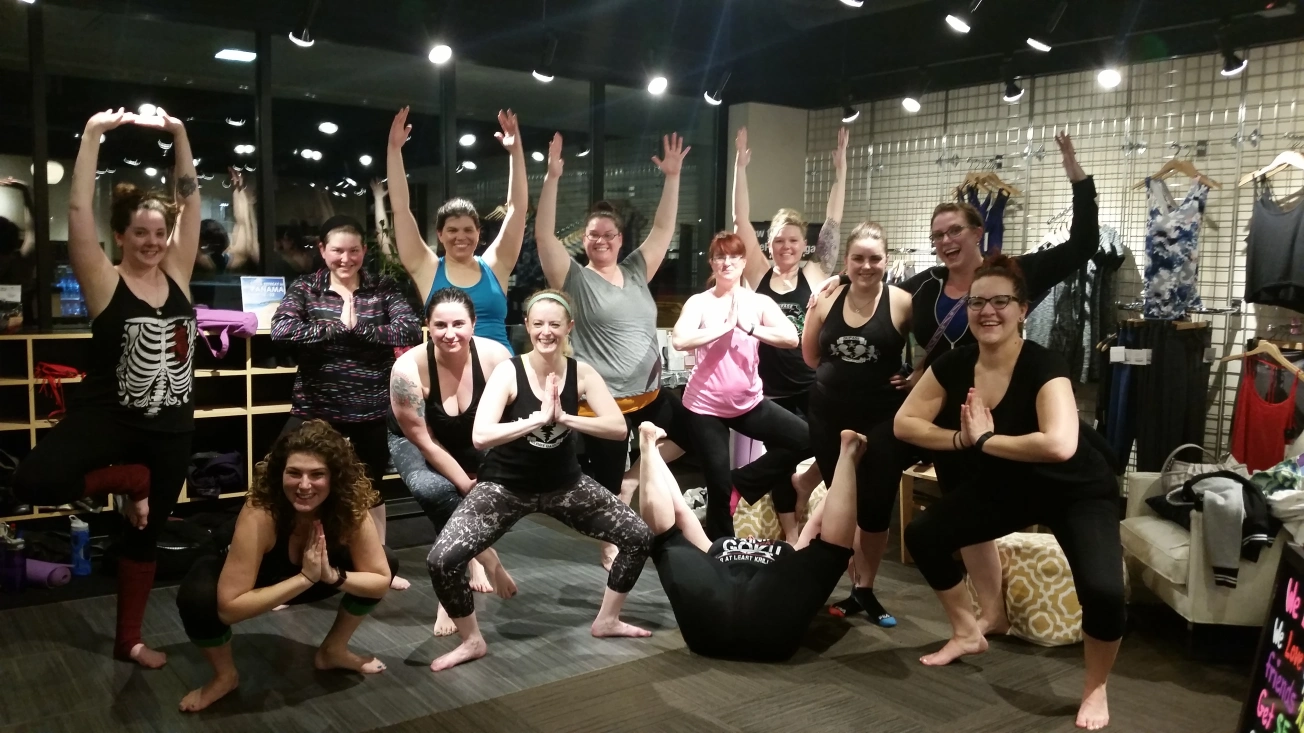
459;133;476;147
531;151;545;162
214;49;257;63
429;44;453;65
462;160;478;170
944;14;971;33
144;167;157;176
318;121;338;134
902;97;921;113
647;75;668;95
359;155;373;166
1027;37;1052;52
138;103;157;117
1097;68;1122;89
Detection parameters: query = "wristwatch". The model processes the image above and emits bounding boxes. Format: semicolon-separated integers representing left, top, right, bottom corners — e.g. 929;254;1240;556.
974;431;996;452
329;567;347;588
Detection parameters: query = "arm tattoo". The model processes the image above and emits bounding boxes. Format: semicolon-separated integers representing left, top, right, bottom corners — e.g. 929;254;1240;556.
176;175;198;199
392;374;424;411
816;217;840;273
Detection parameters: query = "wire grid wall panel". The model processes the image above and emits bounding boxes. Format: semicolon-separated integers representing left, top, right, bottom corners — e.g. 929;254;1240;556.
806;40;1304;460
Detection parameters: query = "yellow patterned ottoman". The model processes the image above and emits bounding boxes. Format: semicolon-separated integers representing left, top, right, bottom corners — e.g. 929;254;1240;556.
730;482;827;540
967;532;1128;647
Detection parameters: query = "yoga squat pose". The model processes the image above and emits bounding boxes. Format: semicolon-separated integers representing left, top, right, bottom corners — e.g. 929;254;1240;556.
386;106;527;352
176;420;396;712
426;289;653;672
388;287;517;636
637;421;860;661
13;107;200;668
536;132;694;569
895;255;1124;730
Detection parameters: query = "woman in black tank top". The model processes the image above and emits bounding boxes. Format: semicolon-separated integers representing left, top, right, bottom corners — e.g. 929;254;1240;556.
387;288;515;636
424;289;653;673
13;107;202;667
800;222;913;628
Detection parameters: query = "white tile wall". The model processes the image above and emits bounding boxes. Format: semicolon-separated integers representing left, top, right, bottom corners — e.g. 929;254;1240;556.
806;41;1304;460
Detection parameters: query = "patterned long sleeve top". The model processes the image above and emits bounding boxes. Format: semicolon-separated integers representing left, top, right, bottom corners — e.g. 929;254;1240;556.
271;268;421;423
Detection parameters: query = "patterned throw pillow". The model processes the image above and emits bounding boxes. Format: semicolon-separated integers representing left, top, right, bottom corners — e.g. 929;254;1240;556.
730;484;828;540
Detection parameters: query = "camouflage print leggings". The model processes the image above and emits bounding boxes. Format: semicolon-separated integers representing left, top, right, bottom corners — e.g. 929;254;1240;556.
426;474;653;618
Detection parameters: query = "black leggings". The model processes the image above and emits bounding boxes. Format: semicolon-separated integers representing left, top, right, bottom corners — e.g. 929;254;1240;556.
581;389;695;494
651;528;851;661
427;475;652;618
809;391;907;533
688;399;811;540
12;411;192;562
903;481;1126;642
176;548;399;646
282;416;388;507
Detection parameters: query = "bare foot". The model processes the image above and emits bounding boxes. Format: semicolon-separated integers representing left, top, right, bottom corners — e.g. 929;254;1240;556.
468;559;494;594
178;672;239;712
638;422;666;444
1077;684;1110;729
840;430;868;460
430;636;487;672
129;642;168;669
491;564;517;599
600;542;618;572
272;604;289;612
977;614;1010;636
390;575;411;591
433;604;457;637
314;645;386;674
121;496;150;530
920;634;988;666
591;617;652;638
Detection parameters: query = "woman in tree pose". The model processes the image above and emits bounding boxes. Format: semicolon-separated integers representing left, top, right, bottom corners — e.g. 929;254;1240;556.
13;107;200;668
426;289;653;672
386;106;527;352
176;421;396;712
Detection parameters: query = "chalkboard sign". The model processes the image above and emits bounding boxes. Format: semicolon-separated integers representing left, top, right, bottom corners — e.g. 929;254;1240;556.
1239;543;1304;733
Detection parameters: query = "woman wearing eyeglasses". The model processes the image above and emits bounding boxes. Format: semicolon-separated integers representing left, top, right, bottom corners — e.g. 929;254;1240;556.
672;233;809;541
895;254;1123;730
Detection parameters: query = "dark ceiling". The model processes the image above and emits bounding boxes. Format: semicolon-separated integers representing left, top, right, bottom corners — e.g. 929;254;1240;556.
29;0;1304;109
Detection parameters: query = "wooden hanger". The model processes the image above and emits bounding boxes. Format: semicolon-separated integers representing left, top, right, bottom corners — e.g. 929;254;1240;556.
1238;150;1304;187
1132;158;1221;191
958;171;1022;198
1218;338;1304;381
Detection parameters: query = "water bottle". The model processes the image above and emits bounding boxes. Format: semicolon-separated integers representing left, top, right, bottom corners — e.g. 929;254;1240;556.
0;535;26;593
70;516;92;576
57;266;76;317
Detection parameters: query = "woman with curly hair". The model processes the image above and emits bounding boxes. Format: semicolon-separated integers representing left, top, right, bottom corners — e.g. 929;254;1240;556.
175;420;397;712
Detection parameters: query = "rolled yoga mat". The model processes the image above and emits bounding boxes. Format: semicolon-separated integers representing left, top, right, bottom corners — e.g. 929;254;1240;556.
26;559;72;588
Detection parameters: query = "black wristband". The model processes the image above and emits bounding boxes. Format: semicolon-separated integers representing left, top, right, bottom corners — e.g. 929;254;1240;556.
329;568;346;588
838;273;851;286
974;431;995;452
747;324;755;336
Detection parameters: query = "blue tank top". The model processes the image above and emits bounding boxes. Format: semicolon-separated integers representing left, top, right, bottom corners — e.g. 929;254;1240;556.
429;256;513;354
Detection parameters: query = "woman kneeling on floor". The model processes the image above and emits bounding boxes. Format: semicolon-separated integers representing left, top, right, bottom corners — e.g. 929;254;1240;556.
894;254;1124;730
176;419;397;712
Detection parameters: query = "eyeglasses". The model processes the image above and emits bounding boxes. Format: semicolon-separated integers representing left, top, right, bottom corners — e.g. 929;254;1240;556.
965;295;1019;311
711;254;745;263
929;224;972;243
585;232;619;243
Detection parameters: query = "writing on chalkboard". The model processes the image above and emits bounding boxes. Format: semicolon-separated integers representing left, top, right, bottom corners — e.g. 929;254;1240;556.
1240;545;1304;733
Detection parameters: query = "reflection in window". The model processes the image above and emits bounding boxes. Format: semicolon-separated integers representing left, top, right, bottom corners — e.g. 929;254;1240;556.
0;4;32;331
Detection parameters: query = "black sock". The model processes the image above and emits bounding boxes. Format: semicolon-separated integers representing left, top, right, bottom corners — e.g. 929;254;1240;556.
852;586;897;627
828;594;861;618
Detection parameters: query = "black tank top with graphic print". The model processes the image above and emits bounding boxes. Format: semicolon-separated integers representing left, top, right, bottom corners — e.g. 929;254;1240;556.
478;356;581;493
754;269;815;398
816;284;904;409
73;274;196;432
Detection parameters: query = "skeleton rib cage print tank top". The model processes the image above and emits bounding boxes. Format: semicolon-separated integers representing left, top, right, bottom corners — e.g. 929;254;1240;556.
74;275;196;432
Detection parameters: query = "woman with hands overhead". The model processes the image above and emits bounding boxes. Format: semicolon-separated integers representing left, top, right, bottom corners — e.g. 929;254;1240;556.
424;289;653;673
176;421;398;712
535;131;694;565
13;106;200;669
386;106;527;352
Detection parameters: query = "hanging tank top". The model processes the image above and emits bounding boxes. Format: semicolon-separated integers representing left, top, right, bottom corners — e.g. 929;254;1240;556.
754;268;815;398
1245;181;1304;313
429;256;513;353
816;285;906;413
682;319;764;419
478;356;581;492
386;338;487;472
1231;356;1299;472
73;274;196;432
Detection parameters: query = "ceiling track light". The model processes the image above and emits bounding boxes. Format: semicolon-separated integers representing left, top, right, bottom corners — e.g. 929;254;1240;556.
1027;0;1067;52
704;70;731;106
839;0;864;7
289;0;320;47
429;43;453;65
648;74;668;95
533;33;558;83
944;0;981;34
1218;27;1248;78
841;94;860;123
1000;59;1024;103
902;69;928;114
1097;67;1122;89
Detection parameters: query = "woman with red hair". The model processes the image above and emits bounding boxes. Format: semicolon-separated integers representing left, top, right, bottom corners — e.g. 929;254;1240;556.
671;233;808;540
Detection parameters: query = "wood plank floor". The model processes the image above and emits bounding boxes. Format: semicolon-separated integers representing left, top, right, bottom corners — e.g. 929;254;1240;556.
0;515;1255;733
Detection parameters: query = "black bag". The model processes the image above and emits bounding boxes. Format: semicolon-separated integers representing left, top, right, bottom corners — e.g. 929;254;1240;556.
187;452;246;500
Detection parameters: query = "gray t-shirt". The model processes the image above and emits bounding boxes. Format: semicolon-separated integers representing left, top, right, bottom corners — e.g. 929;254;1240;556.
563;250;660;399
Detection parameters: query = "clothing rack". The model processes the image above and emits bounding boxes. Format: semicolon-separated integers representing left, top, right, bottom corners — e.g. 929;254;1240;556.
1115;299;1242;316
1045;205;1072;227
889;247;924;254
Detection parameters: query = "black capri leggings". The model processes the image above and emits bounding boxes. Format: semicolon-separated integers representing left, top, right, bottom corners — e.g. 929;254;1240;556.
809;391;909;533
651;528;852;661
427;475;652;618
13;410;192;562
282;416;388;508
903;481;1126;642
176;546;400;646
581;388;696;495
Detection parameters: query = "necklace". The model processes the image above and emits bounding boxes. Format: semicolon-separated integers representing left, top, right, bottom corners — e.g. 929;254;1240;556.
846;288;875;314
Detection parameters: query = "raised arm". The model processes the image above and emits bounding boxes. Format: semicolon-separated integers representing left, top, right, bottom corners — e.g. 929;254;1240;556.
732;128;770;289
637;133;690;281
270;279;344;344
1017;132;1098;296
968;378;1079;463
535;133;574;290
0;179;35;259
386;107;439;295
557;362;627;440
138;109;200;289
225;168;260;270
471;360;550;450
670;293;734;351
809;127;848;280
68;109;131;316
371;178;395;260
390;357;476;494
482;110;529;290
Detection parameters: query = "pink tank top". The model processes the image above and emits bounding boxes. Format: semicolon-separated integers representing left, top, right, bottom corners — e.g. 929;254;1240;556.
682;327;764;418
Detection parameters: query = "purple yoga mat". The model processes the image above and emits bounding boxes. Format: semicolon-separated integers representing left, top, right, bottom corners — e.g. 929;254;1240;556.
26;559;72;588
